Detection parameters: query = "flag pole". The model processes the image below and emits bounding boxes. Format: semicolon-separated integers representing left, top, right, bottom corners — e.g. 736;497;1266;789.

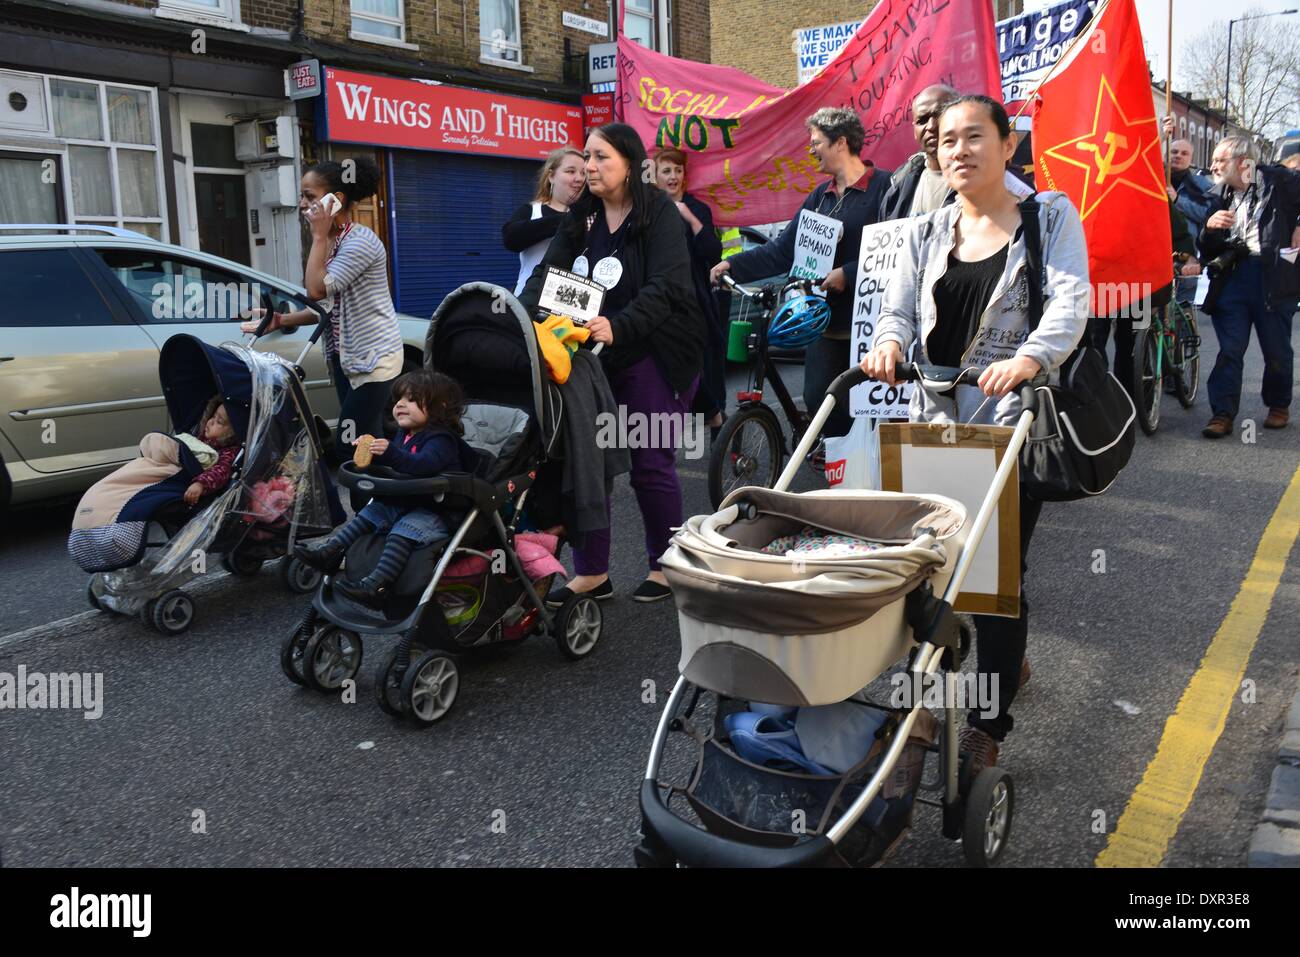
1165;0;1174;187
1009;0;1115;124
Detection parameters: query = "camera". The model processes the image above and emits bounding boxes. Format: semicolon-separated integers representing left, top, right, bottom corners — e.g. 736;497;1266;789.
1205;240;1249;280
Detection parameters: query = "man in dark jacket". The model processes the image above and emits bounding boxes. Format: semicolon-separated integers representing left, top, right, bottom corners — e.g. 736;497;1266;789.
710;107;889;439
1198;135;1300;437
878;84;958;221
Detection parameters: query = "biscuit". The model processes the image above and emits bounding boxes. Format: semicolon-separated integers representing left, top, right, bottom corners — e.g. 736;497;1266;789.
353;434;375;468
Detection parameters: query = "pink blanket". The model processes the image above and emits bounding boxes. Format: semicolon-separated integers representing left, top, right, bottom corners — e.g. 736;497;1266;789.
444;531;565;582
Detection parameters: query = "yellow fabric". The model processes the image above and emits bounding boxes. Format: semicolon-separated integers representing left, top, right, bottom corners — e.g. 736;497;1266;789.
719;227;743;259
536;314;592;384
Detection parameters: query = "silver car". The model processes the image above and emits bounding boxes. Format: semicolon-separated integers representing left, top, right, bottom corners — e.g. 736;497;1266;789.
0;226;428;508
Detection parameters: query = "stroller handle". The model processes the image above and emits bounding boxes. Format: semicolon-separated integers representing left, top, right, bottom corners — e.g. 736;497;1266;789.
827;363;1040;418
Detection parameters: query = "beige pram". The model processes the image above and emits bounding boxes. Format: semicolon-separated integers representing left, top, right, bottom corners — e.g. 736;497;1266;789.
637;362;1040;868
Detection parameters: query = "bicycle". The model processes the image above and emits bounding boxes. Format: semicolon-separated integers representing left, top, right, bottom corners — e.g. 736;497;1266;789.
706;275;823;509
1129;258;1202;435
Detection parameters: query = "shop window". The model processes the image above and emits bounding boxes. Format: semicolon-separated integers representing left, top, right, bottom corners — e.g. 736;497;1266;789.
48;75;166;238
625;0;672;54
352;0;408;44
480;0;523;65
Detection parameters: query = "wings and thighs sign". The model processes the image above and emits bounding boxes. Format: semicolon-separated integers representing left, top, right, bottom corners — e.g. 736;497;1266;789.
850;218;913;419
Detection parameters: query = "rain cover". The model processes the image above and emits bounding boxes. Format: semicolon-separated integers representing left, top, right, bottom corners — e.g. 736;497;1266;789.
93;345;336;614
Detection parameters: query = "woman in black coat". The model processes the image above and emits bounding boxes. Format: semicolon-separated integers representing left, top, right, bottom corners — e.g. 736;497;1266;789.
520;123;704;604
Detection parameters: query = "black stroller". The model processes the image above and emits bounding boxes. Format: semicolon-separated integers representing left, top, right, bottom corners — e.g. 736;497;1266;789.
279;283;605;725
77;324;343;635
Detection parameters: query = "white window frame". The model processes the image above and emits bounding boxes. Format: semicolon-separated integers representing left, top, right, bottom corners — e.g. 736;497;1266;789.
624;0;672;55
46;74;168;241
479;0;530;70
155;0;250;33
350;0;420;50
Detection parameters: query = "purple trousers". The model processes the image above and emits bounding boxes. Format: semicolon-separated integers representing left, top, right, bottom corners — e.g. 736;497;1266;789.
573;356;697;576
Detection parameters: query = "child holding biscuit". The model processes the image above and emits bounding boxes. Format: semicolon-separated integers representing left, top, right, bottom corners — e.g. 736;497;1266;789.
295;370;473;602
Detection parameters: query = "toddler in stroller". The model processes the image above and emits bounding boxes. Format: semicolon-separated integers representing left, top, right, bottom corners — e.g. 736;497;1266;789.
181;398;241;506
294;370;474;603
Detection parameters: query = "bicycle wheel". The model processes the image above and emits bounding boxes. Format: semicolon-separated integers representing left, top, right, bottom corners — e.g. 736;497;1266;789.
707;404;785;509
1173;307;1200;408
1130;326;1161;435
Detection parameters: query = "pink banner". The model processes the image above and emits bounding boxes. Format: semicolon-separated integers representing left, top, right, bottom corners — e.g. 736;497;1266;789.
615;0;1001;226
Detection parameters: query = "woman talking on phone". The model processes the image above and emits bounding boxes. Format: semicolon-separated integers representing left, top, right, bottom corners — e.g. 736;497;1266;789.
242;157;403;459
520;123;703;604
860;95;1089;774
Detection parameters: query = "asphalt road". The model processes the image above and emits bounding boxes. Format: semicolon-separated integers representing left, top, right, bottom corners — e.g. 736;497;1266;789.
2;327;1297;868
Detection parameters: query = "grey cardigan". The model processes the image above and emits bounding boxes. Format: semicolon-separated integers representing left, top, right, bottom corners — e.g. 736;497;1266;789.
874;190;1090;425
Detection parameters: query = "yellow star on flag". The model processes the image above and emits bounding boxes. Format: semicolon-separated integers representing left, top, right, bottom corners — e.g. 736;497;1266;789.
1040;75;1168;221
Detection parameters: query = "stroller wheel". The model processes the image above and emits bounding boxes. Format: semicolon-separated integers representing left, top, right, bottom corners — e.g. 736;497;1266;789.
553;594;602;661
278;555;321;595
302;626;364;693
373;648;404;717
140;600;157;631
399;651;459;726
222;549;263;578
151;590;195;636
280;626;311;687
962;767;1014;867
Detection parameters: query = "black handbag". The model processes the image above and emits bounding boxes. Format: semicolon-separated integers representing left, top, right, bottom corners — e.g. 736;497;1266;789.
1017;196;1137;501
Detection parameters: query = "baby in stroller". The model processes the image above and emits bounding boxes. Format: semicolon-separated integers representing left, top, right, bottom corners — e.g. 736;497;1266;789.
294;370;474;603
180;398;242;506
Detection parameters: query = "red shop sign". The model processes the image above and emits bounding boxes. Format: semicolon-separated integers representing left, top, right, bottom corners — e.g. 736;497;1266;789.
582;93;614;131
323;67;583;160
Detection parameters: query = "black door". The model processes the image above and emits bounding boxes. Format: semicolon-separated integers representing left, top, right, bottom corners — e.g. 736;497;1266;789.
194;172;251;266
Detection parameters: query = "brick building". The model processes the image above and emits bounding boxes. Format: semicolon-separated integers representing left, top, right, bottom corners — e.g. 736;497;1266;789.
0;0;708;310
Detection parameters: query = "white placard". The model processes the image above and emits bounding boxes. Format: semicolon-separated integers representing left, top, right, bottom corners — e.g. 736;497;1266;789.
850;219;914;418
539;267;605;325
789;209;843;284
794;21;864;85
563;11;609;37
587;41;617;83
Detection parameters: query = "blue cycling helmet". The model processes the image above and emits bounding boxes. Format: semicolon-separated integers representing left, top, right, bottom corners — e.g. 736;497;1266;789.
766;295;831;349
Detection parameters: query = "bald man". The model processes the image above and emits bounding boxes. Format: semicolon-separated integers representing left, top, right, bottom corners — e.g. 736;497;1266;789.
879;84;1033;220
1161;117;1215;237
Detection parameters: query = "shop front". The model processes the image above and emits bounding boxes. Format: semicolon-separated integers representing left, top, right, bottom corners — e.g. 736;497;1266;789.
318;67;584;318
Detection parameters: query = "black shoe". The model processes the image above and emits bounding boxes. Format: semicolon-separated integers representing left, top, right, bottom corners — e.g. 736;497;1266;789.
632;579;673;603
545;579;614;608
334;574;391;605
295;534;347;573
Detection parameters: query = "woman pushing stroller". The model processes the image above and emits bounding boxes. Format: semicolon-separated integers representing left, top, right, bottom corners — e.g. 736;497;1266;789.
861;95;1090;774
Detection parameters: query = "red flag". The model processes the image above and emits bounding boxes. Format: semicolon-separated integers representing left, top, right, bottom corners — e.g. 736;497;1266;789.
1032;0;1171;317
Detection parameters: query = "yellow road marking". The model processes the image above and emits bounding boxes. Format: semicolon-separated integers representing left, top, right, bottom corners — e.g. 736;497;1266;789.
1096;463;1300;868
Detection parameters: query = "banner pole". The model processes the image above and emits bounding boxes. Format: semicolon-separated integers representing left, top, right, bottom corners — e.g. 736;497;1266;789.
1165;0;1174;187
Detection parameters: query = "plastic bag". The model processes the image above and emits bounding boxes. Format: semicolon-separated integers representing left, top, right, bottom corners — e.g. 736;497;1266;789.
822;415;878;490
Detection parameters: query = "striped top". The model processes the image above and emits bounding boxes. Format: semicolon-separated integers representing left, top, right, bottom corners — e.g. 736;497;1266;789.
322;223;403;377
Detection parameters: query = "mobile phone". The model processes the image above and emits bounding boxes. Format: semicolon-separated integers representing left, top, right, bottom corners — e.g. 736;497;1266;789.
319;193;341;217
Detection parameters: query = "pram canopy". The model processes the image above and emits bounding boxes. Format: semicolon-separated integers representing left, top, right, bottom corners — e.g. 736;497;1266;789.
660;487;968;706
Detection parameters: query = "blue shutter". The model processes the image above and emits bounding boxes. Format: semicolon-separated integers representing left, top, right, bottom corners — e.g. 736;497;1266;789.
390;150;540;319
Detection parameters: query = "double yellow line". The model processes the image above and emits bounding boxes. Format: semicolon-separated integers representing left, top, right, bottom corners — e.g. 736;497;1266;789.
1096;463;1300;868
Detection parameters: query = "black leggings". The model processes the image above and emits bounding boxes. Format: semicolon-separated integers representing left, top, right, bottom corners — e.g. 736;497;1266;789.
330;354;393;461
967;492;1043;742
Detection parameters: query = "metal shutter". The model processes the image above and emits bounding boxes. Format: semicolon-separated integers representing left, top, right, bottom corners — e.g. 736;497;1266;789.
390;150;540;319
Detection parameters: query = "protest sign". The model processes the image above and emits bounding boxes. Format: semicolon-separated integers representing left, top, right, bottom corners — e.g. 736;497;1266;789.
850;219;913;419
789;210;843;283
795;21;864;85
997;0;1097;107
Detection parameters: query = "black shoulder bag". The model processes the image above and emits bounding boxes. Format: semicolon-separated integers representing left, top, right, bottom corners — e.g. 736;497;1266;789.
1018;196;1137;501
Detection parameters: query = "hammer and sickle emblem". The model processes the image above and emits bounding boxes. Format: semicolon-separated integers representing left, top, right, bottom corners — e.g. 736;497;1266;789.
1076;132;1141;185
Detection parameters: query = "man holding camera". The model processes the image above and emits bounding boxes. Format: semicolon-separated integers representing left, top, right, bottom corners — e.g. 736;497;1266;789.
1198;136;1300;438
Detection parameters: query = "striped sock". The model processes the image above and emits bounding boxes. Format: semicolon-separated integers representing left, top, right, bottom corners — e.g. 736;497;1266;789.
333;515;374;549
371;534;416;585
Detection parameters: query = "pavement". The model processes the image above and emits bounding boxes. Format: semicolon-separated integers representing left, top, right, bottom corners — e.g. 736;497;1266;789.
1;326;1298;868
1248;677;1300;866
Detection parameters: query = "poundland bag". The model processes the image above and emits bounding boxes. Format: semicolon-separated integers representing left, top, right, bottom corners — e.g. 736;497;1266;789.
1017;196;1136;501
822;414;877;489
